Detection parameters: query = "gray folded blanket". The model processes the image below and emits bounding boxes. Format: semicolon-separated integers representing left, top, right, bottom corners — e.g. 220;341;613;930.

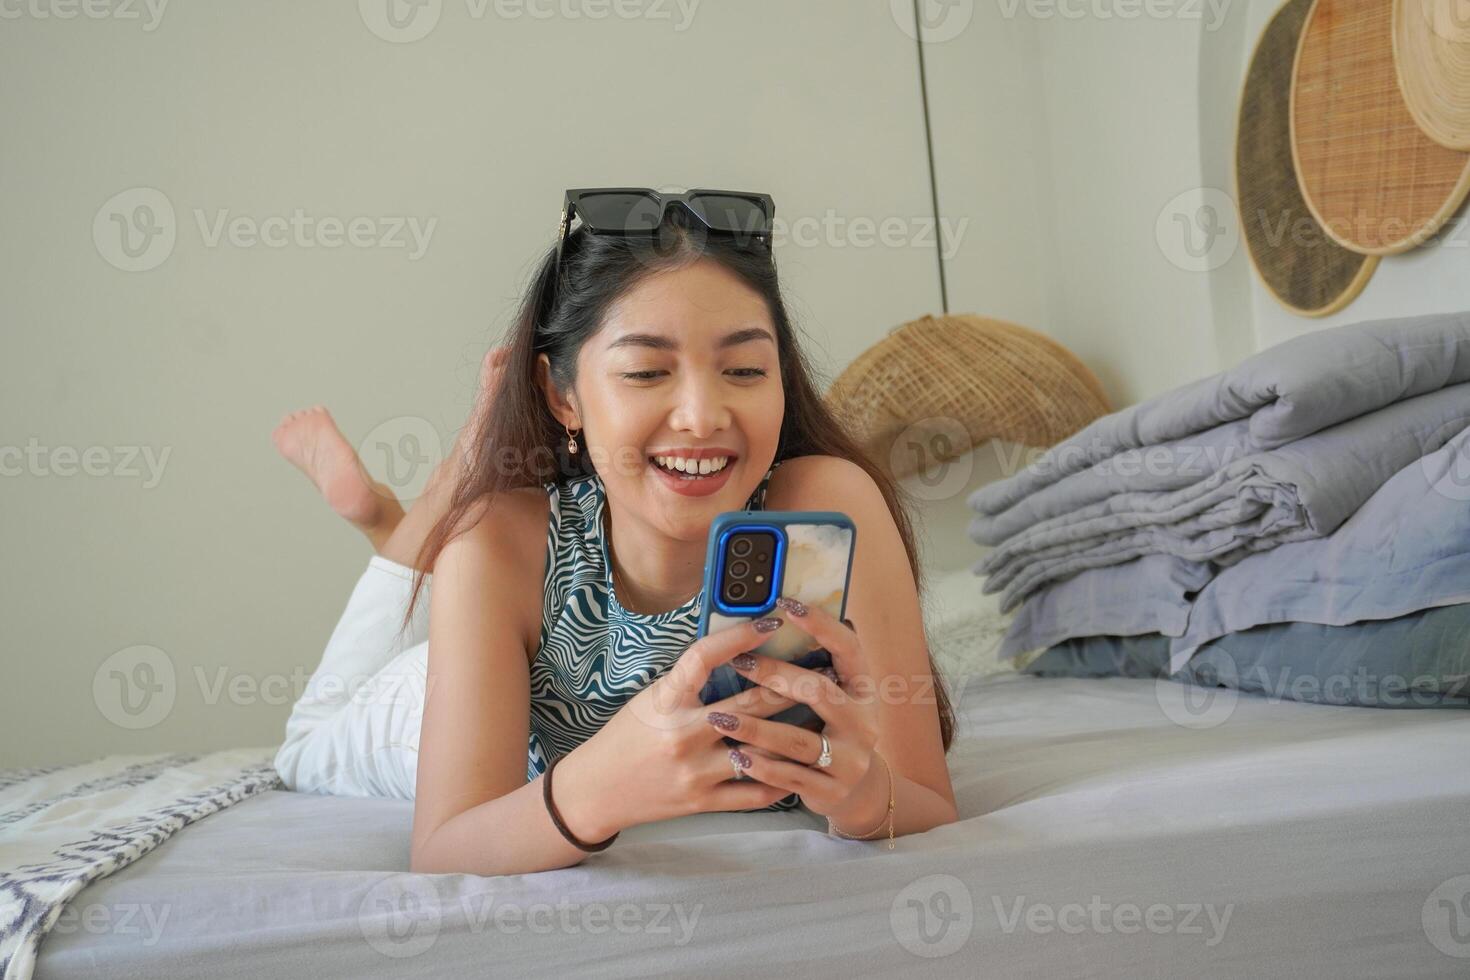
976;382;1470;609
993;419;1470;672
968;311;1470;610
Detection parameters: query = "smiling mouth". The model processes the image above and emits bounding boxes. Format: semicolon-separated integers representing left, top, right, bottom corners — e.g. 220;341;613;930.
648;453;737;480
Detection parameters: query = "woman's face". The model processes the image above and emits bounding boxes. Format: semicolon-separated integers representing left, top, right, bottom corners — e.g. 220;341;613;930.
549;257;785;543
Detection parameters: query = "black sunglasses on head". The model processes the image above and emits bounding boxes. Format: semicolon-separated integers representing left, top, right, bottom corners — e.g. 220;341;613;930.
554;187;775;270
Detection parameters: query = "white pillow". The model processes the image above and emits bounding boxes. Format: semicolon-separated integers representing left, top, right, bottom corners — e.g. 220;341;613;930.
919;564;1019;693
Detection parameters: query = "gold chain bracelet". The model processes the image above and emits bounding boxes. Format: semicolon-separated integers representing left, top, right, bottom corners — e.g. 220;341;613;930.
826;750;895;850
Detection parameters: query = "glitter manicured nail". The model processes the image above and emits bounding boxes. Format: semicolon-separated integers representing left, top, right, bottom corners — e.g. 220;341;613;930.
776;596;808;617
731;653;757;671
730;747;752;769
752;617;783;633
706;711;739;731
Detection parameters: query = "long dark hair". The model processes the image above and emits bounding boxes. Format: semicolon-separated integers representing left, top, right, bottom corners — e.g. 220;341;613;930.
408;206;956;752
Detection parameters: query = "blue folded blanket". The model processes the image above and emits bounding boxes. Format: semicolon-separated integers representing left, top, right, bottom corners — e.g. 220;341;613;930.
969;311;1470;610
1022;603;1470;709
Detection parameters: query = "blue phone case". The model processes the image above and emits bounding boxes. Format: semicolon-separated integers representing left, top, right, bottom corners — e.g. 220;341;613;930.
696;509;856;735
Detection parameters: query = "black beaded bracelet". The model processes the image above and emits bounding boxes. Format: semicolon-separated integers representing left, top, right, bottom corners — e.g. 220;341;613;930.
542;754;619;853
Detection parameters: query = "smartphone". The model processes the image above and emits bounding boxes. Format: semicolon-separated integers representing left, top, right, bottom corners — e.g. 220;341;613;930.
695;509;857;735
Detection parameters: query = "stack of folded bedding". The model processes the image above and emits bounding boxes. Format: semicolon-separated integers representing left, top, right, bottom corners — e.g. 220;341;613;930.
967;310;1470;704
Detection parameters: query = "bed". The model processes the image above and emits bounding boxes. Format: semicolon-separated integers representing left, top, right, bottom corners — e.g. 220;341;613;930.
15;668;1470;979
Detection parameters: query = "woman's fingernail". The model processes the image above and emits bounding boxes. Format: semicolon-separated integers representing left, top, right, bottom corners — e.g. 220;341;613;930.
752;616;783;633
730;747;752;769
731;653;757;671
706;711;739;731
818;666;840;683
776;596;808;617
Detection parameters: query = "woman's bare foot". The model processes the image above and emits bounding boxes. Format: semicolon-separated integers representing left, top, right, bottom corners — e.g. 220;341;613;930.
273;406;406;552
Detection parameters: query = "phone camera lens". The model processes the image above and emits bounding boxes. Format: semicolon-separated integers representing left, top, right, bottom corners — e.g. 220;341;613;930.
728;581;747;600
731;538;753;557
729;560;749;578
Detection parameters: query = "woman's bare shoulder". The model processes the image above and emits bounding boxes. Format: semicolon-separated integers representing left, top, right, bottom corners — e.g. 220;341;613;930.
442;485;552;662
452;485;551;553
764;454;880;512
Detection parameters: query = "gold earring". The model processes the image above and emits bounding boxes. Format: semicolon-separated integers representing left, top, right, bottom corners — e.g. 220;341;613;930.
565;423;580;454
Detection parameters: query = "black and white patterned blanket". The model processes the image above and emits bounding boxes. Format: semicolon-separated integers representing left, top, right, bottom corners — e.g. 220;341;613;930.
0;748;282;980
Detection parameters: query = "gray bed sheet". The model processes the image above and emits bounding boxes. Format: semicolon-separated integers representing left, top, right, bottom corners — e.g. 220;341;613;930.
36;673;1470;979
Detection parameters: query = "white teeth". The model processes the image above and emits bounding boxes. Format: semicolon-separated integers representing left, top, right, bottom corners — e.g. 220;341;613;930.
652;454;730;476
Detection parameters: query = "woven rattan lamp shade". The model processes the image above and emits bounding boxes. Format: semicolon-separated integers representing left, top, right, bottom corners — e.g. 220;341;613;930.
824;314;1111;481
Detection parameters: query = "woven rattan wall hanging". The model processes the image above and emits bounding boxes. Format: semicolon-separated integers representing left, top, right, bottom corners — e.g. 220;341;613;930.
1237;0;1378;315
1394;0;1470;151
1291;0;1470;254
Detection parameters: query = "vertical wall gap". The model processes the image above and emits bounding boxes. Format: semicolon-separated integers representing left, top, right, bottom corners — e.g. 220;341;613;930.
912;0;949;315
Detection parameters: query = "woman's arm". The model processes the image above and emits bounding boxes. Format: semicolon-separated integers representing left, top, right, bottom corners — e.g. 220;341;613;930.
408;491;613;875
822;757;959;840
766;455;960;833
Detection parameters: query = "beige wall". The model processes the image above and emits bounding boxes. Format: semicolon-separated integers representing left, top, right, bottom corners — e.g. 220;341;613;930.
7;0;1466;769
928;0;1252;407
0;0;977;768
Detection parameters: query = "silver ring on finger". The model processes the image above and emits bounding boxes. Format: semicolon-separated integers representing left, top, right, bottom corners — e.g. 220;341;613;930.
812;733;833;769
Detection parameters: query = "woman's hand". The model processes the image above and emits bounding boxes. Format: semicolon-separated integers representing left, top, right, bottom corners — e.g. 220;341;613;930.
563;616;807;837
709;597;883;821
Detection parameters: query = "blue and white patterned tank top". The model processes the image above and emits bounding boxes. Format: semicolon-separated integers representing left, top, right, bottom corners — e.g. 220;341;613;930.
527;460;801;812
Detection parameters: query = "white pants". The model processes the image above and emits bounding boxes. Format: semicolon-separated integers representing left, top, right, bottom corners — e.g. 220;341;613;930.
273;556;432;801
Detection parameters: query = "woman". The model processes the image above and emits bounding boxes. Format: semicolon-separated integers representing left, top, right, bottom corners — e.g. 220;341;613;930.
271;194;959;876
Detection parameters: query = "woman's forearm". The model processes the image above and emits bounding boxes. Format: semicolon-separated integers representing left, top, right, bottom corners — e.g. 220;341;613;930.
410;744;621;876
823;756;960;842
